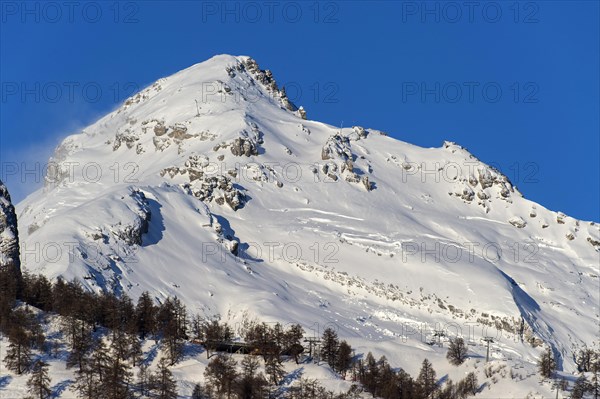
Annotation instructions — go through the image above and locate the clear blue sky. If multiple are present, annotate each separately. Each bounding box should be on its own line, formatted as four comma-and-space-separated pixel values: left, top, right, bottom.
1, 1, 598, 221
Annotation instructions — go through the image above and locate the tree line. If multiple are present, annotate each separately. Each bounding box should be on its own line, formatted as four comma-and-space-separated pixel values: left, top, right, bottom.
2, 269, 598, 398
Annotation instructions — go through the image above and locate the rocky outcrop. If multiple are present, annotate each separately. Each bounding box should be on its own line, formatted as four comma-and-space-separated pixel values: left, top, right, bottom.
229, 125, 263, 157
509, 216, 527, 228
0, 180, 22, 289
182, 175, 245, 210
320, 131, 375, 191
230, 137, 258, 157
587, 236, 600, 248
162, 155, 246, 210
113, 128, 139, 151
111, 189, 151, 246
321, 133, 353, 164
239, 58, 299, 112
448, 162, 516, 212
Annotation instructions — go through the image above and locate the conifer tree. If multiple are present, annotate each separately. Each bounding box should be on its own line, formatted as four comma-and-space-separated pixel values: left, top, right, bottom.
538, 347, 557, 379
265, 355, 285, 385
153, 357, 178, 399
204, 354, 238, 398
73, 357, 100, 399
284, 323, 305, 364
135, 291, 156, 339
416, 358, 437, 398
26, 360, 52, 399
320, 327, 339, 369
335, 341, 353, 377
102, 347, 132, 399
4, 326, 32, 374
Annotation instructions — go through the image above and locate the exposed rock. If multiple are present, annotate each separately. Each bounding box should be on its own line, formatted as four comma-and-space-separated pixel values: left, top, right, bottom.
242, 58, 299, 113
298, 106, 307, 119
348, 126, 368, 141
477, 191, 489, 200
509, 216, 527, 228
321, 133, 352, 163
111, 189, 151, 246
587, 236, 600, 248
361, 176, 373, 191
230, 137, 258, 157
168, 123, 193, 140
557, 213, 566, 224
530, 210, 537, 218
460, 186, 475, 201
478, 169, 494, 189
182, 174, 245, 211
113, 129, 139, 150
344, 172, 360, 184
153, 137, 171, 151
154, 123, 168, 136
0, 180, 21, 288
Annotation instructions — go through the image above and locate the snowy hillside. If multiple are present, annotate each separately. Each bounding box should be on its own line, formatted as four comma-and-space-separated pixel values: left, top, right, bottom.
8, 54, 599, 396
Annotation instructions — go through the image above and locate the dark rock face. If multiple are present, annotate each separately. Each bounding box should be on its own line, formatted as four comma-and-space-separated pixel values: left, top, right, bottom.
0, 180, 22, 288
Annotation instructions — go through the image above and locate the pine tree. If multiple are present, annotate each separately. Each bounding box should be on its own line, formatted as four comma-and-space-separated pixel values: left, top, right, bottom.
137, 362, 151, 397
376, 357, 397, 398
538, 347, 556, 379
591, 357, 600, 399
241, 355, 260, 378
284, 323, 305, 364
67, 321, 93, 372
73, 358, 101, 399
438, 379, 454, 399
245, 322, 275, 361
127, 334, 143, 367
90, 339, 110, 383
158, 297, 187, 365
26, 360, 52, 399
192, 383, 208, 399
203, 319, 234, 358
4, 326, 32, 374
102, 349, 132, 399
397, 369, 416, 399
265, 355, 285, 385
239, 356, 267, 398
111, 329, 131, 362
153, 357, 178, 399
360, 352, 378, 395
576, 348, 595, 372
135, 291, 156, 339
446, 337, 468, 365
204, 354, 238, 398
320, 327, 339, 369
416, 358, 437, 399
12, 307, 45, 351
571, 375, 588, 399
456, 371, 478, 396
335, 341, 353, 377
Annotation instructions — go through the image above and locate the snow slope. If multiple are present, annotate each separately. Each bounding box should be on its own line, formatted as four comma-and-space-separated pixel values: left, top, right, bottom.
10, 54, 600, 396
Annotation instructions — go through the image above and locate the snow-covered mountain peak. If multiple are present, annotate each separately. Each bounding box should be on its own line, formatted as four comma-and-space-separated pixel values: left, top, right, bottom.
14, 55, 600, 382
